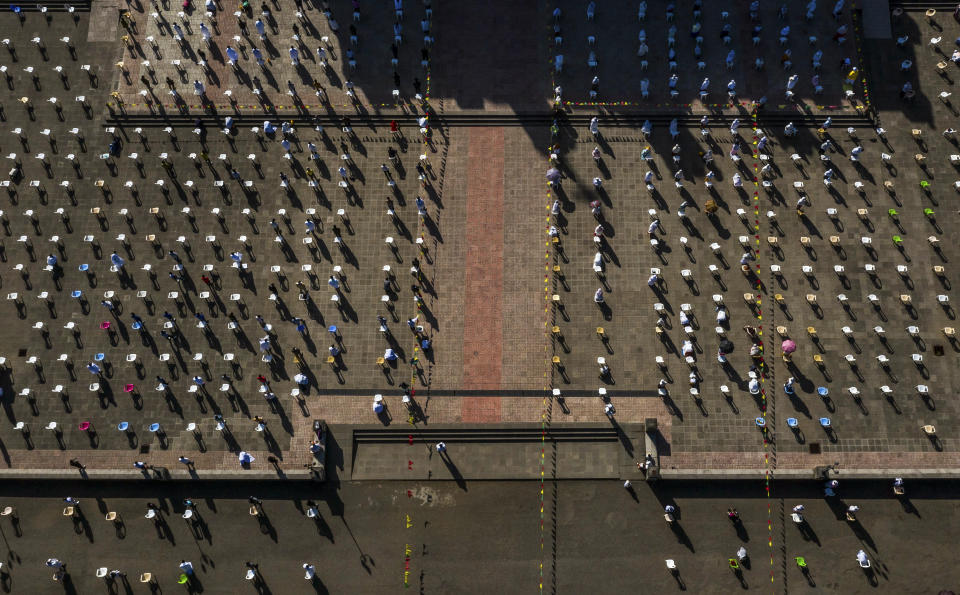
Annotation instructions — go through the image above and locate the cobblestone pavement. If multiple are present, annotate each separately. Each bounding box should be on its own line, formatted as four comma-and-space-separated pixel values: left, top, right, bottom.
0, 1, 957, 478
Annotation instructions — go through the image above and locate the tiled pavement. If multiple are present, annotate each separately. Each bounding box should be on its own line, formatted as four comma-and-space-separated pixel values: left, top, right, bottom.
550, 116, 960, 472
118, 0, 435, 110
552, 0, 863, 111
0, 3, 959, 478
118, 0, 869, 114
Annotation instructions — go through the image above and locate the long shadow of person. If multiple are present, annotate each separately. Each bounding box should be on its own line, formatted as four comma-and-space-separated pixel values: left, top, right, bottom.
439, 452, 467, 492
849, 519, 876, 551
670, 522, 695, 553
310, 573, 330, 595
60, 572, 78, 595
733, 519, 749, 542
798, 519, 821, 546
897, 493, 919, 517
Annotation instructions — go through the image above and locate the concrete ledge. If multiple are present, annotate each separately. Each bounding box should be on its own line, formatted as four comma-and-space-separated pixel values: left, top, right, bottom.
0, 468, 315, 480
661, 468, 960, 480
3, 466, 960, 481
348, 421, 630, 434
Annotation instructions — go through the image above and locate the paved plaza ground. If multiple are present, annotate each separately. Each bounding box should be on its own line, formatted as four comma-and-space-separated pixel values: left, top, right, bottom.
0, 0, 955, 478
0, 478, 954, 593
0, 0, 959, 591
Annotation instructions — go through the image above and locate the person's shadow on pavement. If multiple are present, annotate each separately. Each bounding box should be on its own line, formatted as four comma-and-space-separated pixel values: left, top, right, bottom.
439, 452, 467, 492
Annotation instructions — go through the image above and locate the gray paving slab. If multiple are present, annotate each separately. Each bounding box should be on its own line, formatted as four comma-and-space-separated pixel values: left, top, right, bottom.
0, 478, 953, 593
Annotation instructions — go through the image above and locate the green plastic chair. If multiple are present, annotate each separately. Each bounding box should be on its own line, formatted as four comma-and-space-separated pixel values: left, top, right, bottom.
924, 208, 935, 218
892, 235, 903, 245
178, 574, 189, 585
795, 556, 807, 568
888, 209, 899, 219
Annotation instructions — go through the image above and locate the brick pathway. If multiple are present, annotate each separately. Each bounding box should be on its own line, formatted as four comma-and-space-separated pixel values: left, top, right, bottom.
462, 127, 504, 391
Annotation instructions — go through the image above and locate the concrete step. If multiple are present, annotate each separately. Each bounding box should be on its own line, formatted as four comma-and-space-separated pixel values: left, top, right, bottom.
890, 1, 959, 10
354, 425, 619, 444
345, 424, 644, 480
0, 0, 92, 11
106, 110, 875, 129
